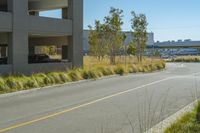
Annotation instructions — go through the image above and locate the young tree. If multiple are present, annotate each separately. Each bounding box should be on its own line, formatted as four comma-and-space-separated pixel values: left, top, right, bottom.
88, 21, 107, 61
127, 41, 136, 56
131, 11, 148, 62
104, 7, 125, 65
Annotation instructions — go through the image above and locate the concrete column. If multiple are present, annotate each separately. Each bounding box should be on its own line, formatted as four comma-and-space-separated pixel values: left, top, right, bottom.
8, 0, 29, 73
67, 0, 83, 68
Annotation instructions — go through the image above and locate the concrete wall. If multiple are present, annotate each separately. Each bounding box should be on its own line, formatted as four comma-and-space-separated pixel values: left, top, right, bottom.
29, 36, 68, 46
27, 62, 72, 74
29, 16, 72, 36
0, 65, 12, 75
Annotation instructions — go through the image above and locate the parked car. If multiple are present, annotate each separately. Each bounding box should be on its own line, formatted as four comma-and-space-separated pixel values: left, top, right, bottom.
0, 57, 7, 64
28, 54, 61, 63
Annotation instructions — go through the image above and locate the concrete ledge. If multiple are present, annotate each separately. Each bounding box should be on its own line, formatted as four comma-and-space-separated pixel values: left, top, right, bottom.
29, 16, 72, 36
145, 100, 198, 133
27, 62, 72, 73
0, 65, 12, 75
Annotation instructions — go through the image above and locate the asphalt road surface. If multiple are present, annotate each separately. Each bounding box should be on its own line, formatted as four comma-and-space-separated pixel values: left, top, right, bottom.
1, 63, 200, 133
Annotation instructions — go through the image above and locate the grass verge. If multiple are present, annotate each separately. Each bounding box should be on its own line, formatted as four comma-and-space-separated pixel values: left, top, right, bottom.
164, 101, 200, 133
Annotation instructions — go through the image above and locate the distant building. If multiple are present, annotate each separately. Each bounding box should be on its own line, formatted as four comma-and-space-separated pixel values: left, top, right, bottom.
83, 30, 154, 53
154, 39, 200, 47
154, 39, 200, 56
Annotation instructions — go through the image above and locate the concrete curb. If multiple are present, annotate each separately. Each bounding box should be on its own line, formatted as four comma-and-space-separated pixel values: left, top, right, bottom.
145, 100, 198, 133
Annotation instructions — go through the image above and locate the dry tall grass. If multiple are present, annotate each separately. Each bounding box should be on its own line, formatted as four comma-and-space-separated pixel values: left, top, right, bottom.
0, 56, 165, 94
84, 56, 162, 68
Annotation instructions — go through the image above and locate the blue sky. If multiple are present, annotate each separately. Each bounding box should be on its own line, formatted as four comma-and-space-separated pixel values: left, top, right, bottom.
41, 0, 200, 41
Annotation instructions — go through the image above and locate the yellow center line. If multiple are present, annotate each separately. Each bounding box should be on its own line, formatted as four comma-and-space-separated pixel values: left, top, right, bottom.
0, 77, 172, 133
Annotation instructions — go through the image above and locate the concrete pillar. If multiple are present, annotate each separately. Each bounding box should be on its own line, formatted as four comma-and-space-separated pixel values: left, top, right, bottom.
7, 0, 29, 73
67, 0, 83, 68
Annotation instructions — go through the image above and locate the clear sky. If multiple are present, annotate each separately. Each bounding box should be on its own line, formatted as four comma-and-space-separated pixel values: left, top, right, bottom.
41, 0, 200, 42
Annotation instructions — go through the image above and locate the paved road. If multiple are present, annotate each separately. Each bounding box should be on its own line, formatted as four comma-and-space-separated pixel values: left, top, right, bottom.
1, 63, 200, 133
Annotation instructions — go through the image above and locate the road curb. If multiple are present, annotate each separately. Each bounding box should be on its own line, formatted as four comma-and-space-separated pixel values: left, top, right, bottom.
145, 100, 198, 133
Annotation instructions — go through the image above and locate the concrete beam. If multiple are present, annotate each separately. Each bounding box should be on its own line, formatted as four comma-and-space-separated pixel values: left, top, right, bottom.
28, 16, 72, 36
29, 0, 68, 11
29, 36, 68, 46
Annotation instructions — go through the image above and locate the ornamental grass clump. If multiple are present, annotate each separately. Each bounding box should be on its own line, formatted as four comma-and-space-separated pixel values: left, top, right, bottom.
32, 73, 48, 87
67, 69, 83, 81
114, 65, 126, 75
97, 67, 114, 76
0, 77, 8, 93
81, 69, 100, 79
0, 57, 166, 95
5, 77, 23, 91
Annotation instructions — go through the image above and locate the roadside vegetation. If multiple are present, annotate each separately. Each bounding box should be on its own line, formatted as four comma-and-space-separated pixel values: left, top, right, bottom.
170, 56, 200, 62
0, 56, 165, 94
0, 8, 166, 94
164, 101, 200, 133
88, 7, 148, 64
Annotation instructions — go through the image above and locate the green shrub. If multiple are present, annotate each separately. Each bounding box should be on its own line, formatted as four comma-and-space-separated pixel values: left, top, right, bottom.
164, 101, 200, 133
47, 72, 63, 84
67, 70, 82, 81
0, 78, 8, 93
23, 77, 39, 89
81, 69, 99, 79
32, 73, 47, 87
5, 77, 23, 91
98, 67, 114, 76
114, 66, 125, 75
196, 101, 200, 123
58, 73, 71, 83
